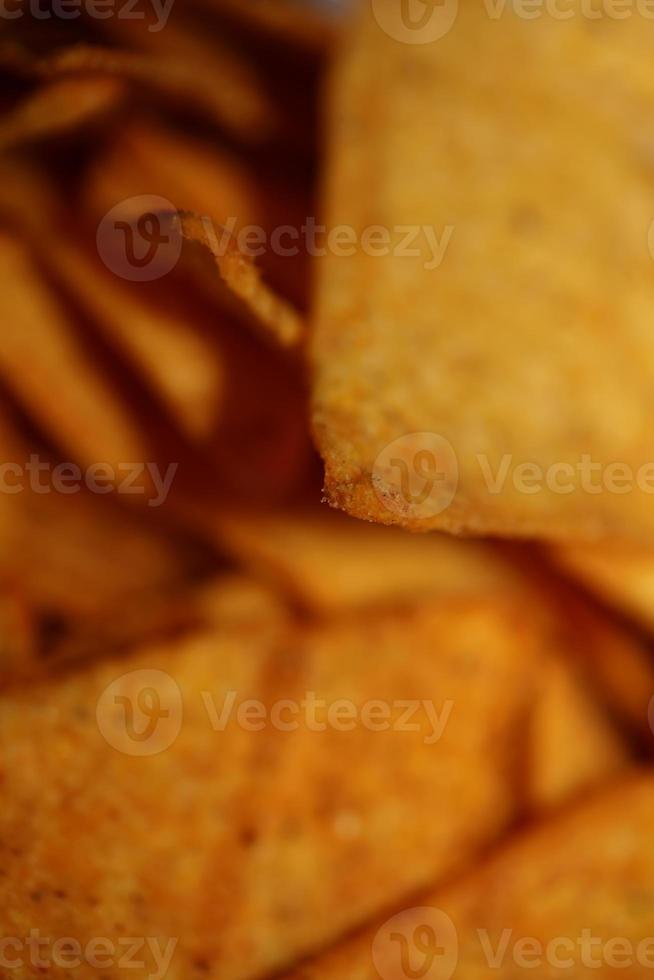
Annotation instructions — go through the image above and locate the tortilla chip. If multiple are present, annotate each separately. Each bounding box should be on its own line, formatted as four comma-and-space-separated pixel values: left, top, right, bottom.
0, 229, 152, 480
197, 505, 652, 746
550, 540, 654, 634
283, 774, 654, 979
313, 4, 654, 539
0, 600, 541, 978
0, 75, 124, 149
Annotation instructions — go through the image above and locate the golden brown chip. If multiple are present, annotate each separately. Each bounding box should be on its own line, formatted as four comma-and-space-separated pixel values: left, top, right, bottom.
550, 540, 654, 634
0, 230, 151, 477
46, 236, 225, 442
202, 506, 525, 613
83, 120, 262, 233
526, 655, 630, 811
0, 600, 544, 979
82, 120, 312, 307
0, 410, 197, 628
0, 75, 124, 149
43, 35, 275, 142
313, 4, 654, 539
283, 774, 654, 979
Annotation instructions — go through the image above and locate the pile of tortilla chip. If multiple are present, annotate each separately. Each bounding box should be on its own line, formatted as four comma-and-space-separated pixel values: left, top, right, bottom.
2, 1, 654, 977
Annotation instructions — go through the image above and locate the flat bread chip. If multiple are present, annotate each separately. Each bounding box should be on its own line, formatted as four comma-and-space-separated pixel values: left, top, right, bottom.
283, 774, 654, 980
0, 600, 540, 978
313, 4, 654, 539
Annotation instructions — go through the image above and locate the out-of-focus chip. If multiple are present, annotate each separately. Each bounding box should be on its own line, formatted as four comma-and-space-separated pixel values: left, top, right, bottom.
283, 774, 654, 979
46, 236, 225, 442
83, 120, 312, 307
188, 503, 653, 742
0, 411, 200, 634
203, 506, 524, 613
0, 599, 547, 979
550, 540, 654, 634
0, 74, 124, 149
44, 36, 275, 143
190, 0, 340, 52
0, 229, 151, 480
83, 120, 261, 233
313, 3, 654, 539
526, 655, 630, 811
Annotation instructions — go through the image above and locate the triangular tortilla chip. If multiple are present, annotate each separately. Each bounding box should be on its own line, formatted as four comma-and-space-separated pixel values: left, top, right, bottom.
282, 774, 654, 979
313, 3, 654, 539
0, 599, 545, 979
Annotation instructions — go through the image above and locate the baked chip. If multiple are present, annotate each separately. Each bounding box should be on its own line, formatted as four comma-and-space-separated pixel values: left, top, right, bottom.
283, 774, 654, 979
313, 3, 654, 539
0, 600, 540, 978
